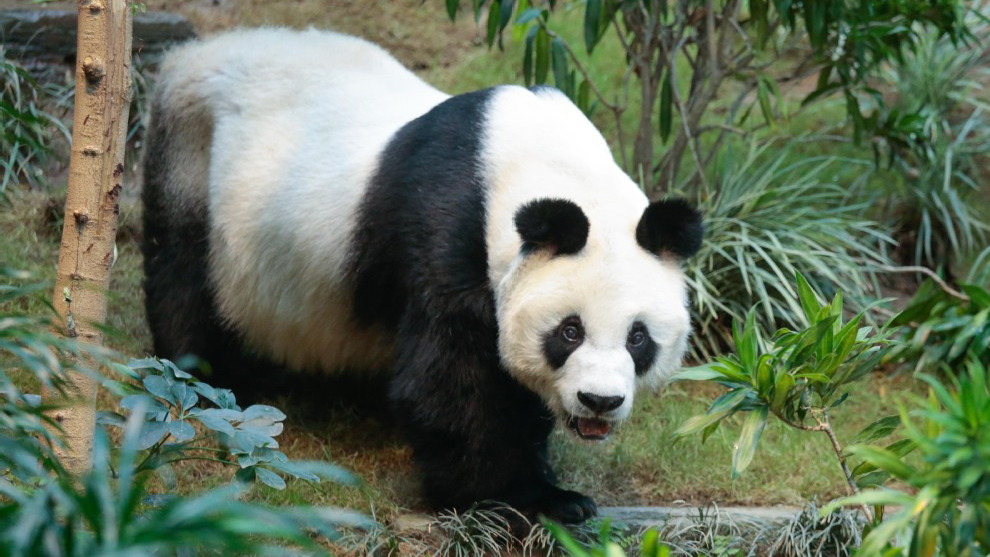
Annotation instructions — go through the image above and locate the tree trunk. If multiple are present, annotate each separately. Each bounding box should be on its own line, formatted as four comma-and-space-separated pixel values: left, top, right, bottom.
46, 0, 132, 475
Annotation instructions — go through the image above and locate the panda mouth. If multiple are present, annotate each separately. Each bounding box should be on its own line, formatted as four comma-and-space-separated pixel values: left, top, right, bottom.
566, 416, 613, 440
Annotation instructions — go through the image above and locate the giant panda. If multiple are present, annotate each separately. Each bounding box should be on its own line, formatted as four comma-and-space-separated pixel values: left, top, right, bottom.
142, 28, 703, 525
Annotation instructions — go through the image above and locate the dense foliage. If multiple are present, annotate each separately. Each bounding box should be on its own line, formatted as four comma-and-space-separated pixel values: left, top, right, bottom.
444, 0, 969, 193
0, 271, 370, 556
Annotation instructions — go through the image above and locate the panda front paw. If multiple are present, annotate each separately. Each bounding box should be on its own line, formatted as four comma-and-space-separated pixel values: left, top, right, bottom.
537, 486, 598, 524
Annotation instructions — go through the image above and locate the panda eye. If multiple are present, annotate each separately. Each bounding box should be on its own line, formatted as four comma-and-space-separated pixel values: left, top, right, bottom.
627, 325, 648, 347
558, 318, 584, 343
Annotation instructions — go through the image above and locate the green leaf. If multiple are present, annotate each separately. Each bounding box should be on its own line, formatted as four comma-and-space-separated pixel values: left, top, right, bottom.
669, 364, 724, 382
732, 406, 768, 478
515, 7, 544, 25
751, 0, 769, 45
542, 520, 591, 557
193, 409, 237, 437
168, 420, 195, 442
138, 421, 169, 449
640, 528, 658, 557
961, 284, 990, 308
854, 415, 900, 443
771, 372, 794, 411
674, 388, 749, 437
143, 375, 174, 404
243, 405, 287, 422
736, 309, 760, 374
445, 0, 459, 21
795, 272, 822, 323
255, 467, 287, 490
551, 37, 569, 92
577, 79, 591, 114
584, 0, 602, 54
535, 27, 550, 85
845, 445, 917, 480
757, 77, 775, 128
659, 70, 673, 144
523, 26, 537, 86
498, 0, 515, 36
948, 308, 988, 360
486, 0, 500, 48
821, 489, 915, 516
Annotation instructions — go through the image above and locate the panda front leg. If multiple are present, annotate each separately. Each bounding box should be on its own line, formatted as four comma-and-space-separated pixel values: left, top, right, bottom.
388, 308, 598, 526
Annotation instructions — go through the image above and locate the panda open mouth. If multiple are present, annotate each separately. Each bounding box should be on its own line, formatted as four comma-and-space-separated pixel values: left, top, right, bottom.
566, 416, 613, 440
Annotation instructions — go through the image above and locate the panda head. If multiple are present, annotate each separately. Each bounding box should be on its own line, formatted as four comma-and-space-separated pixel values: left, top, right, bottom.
494, 195, 703, 440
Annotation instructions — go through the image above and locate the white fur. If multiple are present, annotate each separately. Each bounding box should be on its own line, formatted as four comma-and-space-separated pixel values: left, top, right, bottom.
154, 29, 447, 372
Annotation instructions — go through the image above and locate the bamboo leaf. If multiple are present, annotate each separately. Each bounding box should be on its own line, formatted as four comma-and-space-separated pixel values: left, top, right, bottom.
732, 406, 768, 478
584, 0, 602, 54
535, 27, 550, 85
486, 0, 501, 48
551, 37, 569, 91
659, 70, 673, 144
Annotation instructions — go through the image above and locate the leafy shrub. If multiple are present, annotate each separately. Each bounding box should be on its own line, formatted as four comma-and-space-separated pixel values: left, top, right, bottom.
675, 274, 893, 481
684, 147, 892, 358
1, 411, 370, 556
442, 0, 969, 193
874, 2, 990, 269
824, 360, 990, 556
102, 357, 356, 490
0, 270, 371, 554
886, 278, 990, 373
0, 51, 70, 192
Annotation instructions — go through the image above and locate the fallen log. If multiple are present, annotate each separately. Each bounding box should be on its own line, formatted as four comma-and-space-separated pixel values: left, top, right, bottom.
1, 8, 194, 59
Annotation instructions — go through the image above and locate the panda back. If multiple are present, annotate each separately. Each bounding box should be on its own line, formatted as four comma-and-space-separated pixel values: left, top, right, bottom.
147, 29, 448, 373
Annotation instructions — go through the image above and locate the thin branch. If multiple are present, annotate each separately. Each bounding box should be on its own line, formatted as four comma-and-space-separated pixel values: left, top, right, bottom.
770, 407, 824, 432
166, 456, 237, 466
705, 0, 719, 80
537, 22, 618, 112
658, 32, 711, 190
818, 411, 875, 523
877, 265, 970, 301
698, 123, 748, 136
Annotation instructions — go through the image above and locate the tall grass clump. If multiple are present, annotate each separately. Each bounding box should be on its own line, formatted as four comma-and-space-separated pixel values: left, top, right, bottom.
0, 49, 70, 192
875, 1, 990, 271
683, 144, 892, 358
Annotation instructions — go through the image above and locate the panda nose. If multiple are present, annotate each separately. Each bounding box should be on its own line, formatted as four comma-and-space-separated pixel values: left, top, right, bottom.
577, 392, 625, 414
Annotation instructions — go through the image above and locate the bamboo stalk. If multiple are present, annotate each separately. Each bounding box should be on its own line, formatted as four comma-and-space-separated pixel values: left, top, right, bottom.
46, 0, 132, 475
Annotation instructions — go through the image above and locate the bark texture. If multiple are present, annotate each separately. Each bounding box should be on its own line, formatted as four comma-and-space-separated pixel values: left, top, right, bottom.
47, 0, 132, 475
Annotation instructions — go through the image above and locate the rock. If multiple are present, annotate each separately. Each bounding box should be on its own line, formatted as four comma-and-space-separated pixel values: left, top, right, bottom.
600, 505, 803, 527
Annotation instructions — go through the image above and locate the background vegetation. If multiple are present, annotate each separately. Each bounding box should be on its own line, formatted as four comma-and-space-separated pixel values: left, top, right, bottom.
2, 0, 990, 554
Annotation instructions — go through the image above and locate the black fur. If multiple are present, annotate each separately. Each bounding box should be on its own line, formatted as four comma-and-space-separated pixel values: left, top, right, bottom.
542, 315, 584, 370
514, 198, 590, 256
140, 99, 253, 388
349, 88, 595, 524
635, 198, 704, 259
626, 321, 658, 376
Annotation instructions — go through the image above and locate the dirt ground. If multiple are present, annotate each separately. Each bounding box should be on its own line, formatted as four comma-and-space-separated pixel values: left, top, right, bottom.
1, 0, 487, 72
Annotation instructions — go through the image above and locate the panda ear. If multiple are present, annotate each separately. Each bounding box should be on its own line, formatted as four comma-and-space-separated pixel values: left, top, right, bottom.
514, 198, 590, 256
636, 198, 704, 259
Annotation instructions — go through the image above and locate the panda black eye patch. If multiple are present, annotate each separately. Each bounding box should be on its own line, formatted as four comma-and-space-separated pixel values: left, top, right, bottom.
627, 321, 657, 376
542, 315, 584, 369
